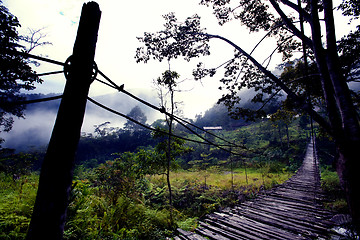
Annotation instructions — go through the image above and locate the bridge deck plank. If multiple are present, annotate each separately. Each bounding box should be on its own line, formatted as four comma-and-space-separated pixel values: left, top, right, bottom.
176, 140, 337, 239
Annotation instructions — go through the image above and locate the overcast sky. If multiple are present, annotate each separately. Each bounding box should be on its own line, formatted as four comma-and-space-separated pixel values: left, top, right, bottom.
4, 0, 358, 117
4, 0, 231, 118
3, 0, 359, 120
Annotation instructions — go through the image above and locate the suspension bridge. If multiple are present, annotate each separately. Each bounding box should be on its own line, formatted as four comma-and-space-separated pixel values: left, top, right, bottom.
175, 139, 342, 240
3, 3, 347, 238
7, 46, 343, 240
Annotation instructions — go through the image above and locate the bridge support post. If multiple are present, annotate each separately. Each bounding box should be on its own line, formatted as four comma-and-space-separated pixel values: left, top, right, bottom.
26, 3, 101, 239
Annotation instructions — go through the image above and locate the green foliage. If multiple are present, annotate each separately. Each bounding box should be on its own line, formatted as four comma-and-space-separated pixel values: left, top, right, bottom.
64, 179, 176, 240
148, 167, 289, 218
176, 217, 198, 232
321, 169, 342, 196
337, 25, 360, 83
338, 0, 360, 20
66, 160, 292, 239
90, 150, 161, 204
76, 119, 155, 165
0, 144, 297, 240
0, 103, 335, 239
321, 169, 348, 213
156, 70, 179, 88
0, 151, 37, 177
193, 103, 252, 130
134, 1, 299, 121
269, 109, 296, 125
0, 173, 38, 239
153, 128, 193, 171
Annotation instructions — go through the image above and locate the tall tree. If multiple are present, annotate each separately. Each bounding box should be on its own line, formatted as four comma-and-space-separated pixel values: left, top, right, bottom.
135, 0, 360, 231
124, 105, 148, 133
269, 108, 296, 148
0, 2, 38, 138
154, 70, 179, 219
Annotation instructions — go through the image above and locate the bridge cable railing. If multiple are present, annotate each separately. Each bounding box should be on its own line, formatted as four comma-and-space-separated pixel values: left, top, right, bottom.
2, 95, 63, 107
96, 69, 247, 150
3, 92, 242, 156
4, 50, 247, 156
88, 97, 244, 156
7, 49, 245, 150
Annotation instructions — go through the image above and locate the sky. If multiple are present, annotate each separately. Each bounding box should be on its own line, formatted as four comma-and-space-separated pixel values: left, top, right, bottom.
4, 0, 358, 116
4, 0, 242, 118
2, 0, 359, 148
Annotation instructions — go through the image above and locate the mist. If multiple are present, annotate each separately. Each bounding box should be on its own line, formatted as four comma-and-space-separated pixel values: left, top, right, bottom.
1, 89, 163, 151
1, 85, 267, 152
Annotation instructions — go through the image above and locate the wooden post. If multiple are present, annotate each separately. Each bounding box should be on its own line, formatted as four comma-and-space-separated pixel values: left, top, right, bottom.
26, 3, 101, 239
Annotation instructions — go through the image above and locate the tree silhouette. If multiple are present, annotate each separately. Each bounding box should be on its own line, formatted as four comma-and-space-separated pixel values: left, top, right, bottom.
124, 105, 148, 133
154, 70, 179, 220
0, 2, 50, 144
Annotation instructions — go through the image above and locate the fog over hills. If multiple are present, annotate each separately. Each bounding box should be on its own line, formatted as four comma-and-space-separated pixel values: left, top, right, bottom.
2, 89, 163, 151
2, 86, 276, 151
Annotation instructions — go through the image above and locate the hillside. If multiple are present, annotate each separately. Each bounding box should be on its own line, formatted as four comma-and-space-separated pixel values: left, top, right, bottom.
1, 113, 343, 239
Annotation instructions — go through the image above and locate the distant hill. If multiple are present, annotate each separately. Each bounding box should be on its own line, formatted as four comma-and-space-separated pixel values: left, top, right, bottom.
194, 92, 281, 130
2, 87, 284, 151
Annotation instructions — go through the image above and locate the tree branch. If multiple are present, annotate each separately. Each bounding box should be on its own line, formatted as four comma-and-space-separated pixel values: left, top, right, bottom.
197, 32, 332, 134
269, 0, 313, 49
308, 0, 343, 138
280, 0, 312, 22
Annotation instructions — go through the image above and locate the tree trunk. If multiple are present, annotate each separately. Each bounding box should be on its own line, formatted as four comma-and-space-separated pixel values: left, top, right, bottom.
335, 141, 360, 233
309, 0, 343, 139
285, 123, 290, 148
323, 0, 360, 232
323, 0, 360, 140
278, 123, 283, 147
309, 0, 360, 232
166, 85, 174, 221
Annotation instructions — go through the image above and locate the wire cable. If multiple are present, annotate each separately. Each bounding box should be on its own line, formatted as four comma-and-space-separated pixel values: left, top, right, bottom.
2, 95, 63, 106
96, 70, 246, 149
6, 50, 246, 154
37, 70, 64, 77
87, 97, 244, 156
87, 97, 210, 145
6, 50, 65, 67
171, 114, 246, 149
172, 115, 246, 155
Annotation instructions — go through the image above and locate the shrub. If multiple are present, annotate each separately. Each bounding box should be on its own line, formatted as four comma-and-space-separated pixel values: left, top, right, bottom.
64, 193, 176, 240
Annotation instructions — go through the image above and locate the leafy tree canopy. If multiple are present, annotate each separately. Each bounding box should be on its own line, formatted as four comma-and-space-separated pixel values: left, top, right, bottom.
338, 0, 360, 21
135, 0, 359, 124
0, 1, 47, 139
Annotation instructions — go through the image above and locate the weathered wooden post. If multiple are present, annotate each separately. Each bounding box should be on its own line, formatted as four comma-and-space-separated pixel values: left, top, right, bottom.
26, 2, 101, 239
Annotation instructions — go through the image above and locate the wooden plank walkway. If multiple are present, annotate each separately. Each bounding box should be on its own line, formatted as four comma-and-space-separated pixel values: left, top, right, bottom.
175, 139, 339, 240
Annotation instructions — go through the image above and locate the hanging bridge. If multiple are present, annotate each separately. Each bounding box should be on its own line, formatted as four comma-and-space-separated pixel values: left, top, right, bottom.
7, 43, 343, 240
175, 139, 341, 240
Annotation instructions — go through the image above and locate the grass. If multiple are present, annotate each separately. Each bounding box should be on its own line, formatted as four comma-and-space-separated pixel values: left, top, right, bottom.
149, 167, 292, 196
0, 167, 292, 239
